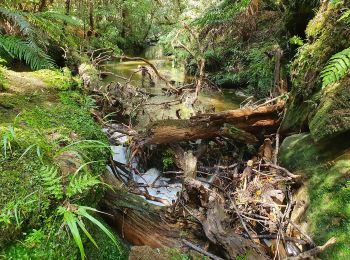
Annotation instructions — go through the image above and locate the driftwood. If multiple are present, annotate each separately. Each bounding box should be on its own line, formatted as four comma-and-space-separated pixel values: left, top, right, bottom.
181, 177, 267, 260
285, 237, 337, 260
142, 103, 284, 145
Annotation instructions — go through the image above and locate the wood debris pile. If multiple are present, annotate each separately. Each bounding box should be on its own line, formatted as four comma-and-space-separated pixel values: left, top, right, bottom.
166, 137, 336, 259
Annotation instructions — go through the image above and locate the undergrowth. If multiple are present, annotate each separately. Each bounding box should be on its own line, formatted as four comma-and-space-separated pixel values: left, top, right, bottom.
0, 79, 127, 259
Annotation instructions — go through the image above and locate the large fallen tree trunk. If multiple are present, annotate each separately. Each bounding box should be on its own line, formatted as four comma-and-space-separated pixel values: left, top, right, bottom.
99, 175, 180, 248
141, 102, 284, 145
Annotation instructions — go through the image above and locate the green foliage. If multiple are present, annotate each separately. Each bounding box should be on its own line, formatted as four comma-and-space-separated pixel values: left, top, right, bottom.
321, 47, 350, 88
194, 0, 250, 26
40, 166, 64, 199
24, 229, 45, 248
58, 205, 120, 260
0, 35, 55, 70
66, 172, 102, 198
162, 149, 174, 171
289, 35, 304, 46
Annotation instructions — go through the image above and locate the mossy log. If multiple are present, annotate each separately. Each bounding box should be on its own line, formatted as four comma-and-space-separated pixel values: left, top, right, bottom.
142, 103, 284, 145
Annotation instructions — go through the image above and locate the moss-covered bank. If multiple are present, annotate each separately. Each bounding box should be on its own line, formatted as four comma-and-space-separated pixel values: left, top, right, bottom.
280, 133, 350, 259
0, 68, 127, 259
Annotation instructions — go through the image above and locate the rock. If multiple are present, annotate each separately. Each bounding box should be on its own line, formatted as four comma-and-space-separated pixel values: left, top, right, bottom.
279, 132, 350, 258
290, 184, 310, 225
54, 151, 82, 180
78, 63, 100, 91
281, 1, 350, 133
309, 77, 350, 142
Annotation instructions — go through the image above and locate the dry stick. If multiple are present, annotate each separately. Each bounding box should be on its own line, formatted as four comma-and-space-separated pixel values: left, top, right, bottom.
274, 189, 293, 260
114, 56, 179, 93
261, 163, 301, 179
287, 220, 316, 247
285, 237, 337, 260
182, 239, 225, 260
250, 235, 308, 245
129, 189, 171, 206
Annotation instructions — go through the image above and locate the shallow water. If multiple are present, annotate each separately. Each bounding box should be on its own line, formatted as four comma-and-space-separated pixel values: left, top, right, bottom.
103, 47, 242, 113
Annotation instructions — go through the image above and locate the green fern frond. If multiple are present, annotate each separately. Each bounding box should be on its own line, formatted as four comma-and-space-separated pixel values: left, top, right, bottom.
40, 166, 63, 199
38, 11, 83, 27
0, 35, 55, 70
0, 7, 34, 36
66, 173, 101, 198
321, 47, 350, 88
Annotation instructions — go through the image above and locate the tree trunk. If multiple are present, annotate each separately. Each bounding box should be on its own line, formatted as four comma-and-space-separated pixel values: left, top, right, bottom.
99, 176, 180, 248
38, 0, 47, 11
141, 103, 284, 145
88, 0, 94, 36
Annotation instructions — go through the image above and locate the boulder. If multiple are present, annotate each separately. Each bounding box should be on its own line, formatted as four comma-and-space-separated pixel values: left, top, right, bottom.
309, 77, 350, 142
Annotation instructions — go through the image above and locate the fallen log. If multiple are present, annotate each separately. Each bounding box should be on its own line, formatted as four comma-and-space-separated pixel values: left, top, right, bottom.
141, 103, 284, 145
99, 175, 180, 248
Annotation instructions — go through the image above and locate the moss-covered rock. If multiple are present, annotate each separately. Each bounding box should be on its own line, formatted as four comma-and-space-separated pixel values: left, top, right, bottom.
279, 133, 350, 259
281, 1, 350, 132
309, 76, 350, 142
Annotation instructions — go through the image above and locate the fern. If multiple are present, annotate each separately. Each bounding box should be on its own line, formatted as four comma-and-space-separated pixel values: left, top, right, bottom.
66, 173, 101, 198
38, 11, 83, 27
321, 47, 350, 88
0, 7, 34, 36
40, 166, 64, 199
0, 35, 55, 70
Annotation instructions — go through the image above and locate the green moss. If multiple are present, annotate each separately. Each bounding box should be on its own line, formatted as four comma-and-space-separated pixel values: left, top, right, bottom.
280, 133, 350, 259
31, 68, 82, 91
309, 77, 350, 142
0, 66, 9, 91
282, 1, 350, 132
162, 149, 175, 171
0, 68, 125, 259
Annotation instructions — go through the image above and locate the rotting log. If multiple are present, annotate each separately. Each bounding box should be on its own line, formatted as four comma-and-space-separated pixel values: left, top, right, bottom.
141, 103, 284, 145
99, 175, 180, 248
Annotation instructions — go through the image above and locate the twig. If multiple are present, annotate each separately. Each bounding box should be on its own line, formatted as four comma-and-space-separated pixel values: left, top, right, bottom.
250, 235, 308, 245
182, 239, 225, 260
261, 163, 301, 179
285, 237, 337, 260
287, 220, 316, 246
129, 189, 171, 206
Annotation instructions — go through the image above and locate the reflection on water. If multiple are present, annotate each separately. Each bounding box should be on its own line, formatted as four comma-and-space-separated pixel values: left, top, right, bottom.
103, 47, 242, 121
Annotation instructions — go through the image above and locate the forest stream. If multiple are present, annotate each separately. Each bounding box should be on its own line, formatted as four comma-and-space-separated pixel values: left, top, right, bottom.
1, 1, 349, 259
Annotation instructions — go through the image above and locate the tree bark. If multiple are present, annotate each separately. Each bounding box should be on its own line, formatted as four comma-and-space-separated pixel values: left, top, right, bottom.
88, 0, 94, 36
99, 176, 180, 248
141, 103, 284, 145
38, 0, 47, 11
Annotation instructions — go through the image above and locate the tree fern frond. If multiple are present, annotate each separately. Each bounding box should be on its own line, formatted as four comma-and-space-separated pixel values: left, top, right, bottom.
38, 11, 83, 27
0, 7, 33, 36
0, 35, 55, 70
321, 47, 350, 87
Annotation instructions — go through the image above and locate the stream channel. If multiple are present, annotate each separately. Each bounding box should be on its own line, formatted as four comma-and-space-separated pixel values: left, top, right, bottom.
103, 46, 244, 206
